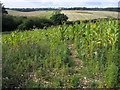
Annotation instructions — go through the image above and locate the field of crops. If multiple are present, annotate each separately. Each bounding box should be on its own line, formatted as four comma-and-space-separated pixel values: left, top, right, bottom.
2, 19, 119, 88
7, 9, 53, 18
7, 9, 119, 21
61, 10, 119, 21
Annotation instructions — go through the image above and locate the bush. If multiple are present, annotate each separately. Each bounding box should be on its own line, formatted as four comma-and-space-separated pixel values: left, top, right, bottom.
2, 14, 53, 31
65, 21, 74, 26
18, 19, 35, 30
2, 15, 15, 31
2, 15, 27, 32
65, 20, 80, 26
38, 18, 54, 27
74, 20, 80, 24
18, 17, 54, 30
82, 20, 90, 23
50, 14, 68, 25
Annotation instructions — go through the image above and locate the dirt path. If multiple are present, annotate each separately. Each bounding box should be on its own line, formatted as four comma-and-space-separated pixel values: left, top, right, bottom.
68, 44, 82, 65
68, 44, 92, 88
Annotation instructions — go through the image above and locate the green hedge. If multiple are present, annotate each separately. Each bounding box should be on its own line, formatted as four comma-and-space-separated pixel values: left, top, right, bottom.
2, 15, 27, 32
2, 15, 54, 32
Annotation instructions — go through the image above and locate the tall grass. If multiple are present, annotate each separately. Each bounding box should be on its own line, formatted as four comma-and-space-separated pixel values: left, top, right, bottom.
2, 19, 119, 88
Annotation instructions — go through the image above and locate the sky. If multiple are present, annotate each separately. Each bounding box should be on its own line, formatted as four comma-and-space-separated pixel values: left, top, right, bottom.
1, 0, 120, 8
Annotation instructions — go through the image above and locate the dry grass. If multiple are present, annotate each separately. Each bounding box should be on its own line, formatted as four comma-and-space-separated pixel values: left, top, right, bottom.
7, 9, 53, 18
61, 10, 119, 21
7, 9, 119, 21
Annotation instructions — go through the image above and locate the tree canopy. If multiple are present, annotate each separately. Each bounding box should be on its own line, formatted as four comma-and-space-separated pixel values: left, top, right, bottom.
50, 14, 68, 25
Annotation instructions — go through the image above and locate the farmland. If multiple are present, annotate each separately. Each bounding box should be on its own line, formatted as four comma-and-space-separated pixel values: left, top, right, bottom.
7, 9, 119, 20
2, 6, 120, 88
7, 9, 54, 18
61, 10, 119, 21
2, 19, 120, 88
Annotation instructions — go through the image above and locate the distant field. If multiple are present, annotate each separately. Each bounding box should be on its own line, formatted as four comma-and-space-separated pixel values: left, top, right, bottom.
61, 10, 119, 21
7, 9, 54, 18
7, 9, 119, 21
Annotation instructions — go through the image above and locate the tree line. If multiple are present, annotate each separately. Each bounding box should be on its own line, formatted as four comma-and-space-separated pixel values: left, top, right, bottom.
8, 7, 120, 12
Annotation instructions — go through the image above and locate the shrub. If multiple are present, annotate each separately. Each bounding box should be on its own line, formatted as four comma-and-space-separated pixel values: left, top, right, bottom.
18, 19, 35, 30
18, 17, 54, 30
2, 14, 53, 31
74, 20, 80, 24
2, 15, 27, 32
14, 16, 27, 25
38, 18, 54, 27
2, 15, 15, 31
90, 19, 97, 23
65, 21, 74, 26
82, 20, 90, 23
50, 14, 68, 25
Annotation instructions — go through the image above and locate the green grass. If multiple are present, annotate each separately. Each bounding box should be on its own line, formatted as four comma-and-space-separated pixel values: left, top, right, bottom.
2, 19, 119, 88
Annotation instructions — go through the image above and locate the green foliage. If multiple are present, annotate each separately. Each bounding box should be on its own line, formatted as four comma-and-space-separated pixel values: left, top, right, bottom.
65, 20, 80, 26
2, 19, 119, 88
104, 62, 118, 88
2, 28, 74, 88
70, 75, 80, 87
50, 13, 68, 25
2, 15, 15, 31
2, 42, 49, 88
17, 17, 54, 30
65, 21, 74, 26
2, 14, 27, 31
103, 49, 119, 88
18, 19, 35, 30
90, 82, 99, 88
74, 20, 80, 24
2, 15, 53, 31
72, 19, 119, 88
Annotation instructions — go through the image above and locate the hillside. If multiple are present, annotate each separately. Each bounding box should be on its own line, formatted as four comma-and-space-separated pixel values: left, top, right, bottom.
7, 9, 119, 21
7, 9, 53, 18
61, 10, 119, 21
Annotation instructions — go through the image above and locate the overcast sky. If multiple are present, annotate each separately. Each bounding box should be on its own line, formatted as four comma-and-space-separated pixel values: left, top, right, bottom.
1, 0, 120, 8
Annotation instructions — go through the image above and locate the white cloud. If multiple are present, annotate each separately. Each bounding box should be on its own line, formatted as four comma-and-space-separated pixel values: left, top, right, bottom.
1, 0, 119, 8
1, 0, 119, 2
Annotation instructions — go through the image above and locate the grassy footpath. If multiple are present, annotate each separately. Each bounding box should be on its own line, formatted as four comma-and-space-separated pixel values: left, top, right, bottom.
2, 19, 119, 88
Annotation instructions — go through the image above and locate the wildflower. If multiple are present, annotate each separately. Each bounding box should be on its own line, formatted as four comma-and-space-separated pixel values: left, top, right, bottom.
93, 24, 96, 29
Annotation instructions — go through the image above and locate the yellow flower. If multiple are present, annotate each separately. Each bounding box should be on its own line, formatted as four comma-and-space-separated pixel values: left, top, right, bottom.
93, 24, 96, 29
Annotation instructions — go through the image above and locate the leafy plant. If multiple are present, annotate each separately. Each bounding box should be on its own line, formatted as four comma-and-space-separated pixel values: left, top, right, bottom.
70, 75, 80, 87
90, 82, 99, 88
50, 14, 68, 25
